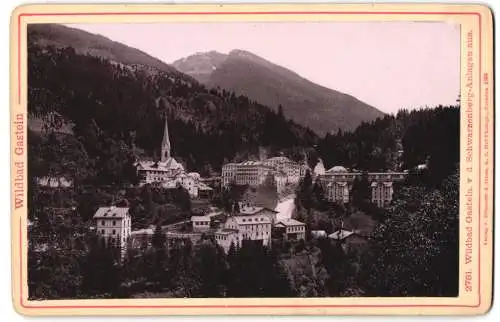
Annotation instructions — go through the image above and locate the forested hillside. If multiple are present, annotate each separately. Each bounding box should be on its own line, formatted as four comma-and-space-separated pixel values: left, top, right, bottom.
28, 42, 318, 184
315, 105, 459, 185
28, 23, 186, 77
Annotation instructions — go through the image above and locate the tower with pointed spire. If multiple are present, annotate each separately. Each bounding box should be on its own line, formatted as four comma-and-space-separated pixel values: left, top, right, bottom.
161, 115, 171, 162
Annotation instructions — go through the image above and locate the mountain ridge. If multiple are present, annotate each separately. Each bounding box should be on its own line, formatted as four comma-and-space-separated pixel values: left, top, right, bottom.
28, 23, 193, 81
172, 50, 385, 134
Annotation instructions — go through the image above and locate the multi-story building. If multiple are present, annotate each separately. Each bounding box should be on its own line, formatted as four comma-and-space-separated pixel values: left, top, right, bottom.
222, 161, 274, 187
159, 172, 205, 198
318, 165, 406, 207
371, 181, 394, 208
224, 206, 273, 247
94, 206, 132, 258
191, 215, 212, 232
262, 156, 308, 184
222, 156, 308, 188
273, 218, 306, 241
326, 181, 350, 203
213, 228, 239, 253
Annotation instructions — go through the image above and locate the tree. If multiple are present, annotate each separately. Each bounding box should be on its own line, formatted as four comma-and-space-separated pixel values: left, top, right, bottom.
151, 224, 166, 250
81, 236, 121, 297
149, 224, 169, 291
317, 238, 349, 296
297, 170, 313, 211
359, 171, 459, 296
312, 178, 325, 209
226, 242, 294, 297
28, 247, 82, 300
192, 243, 228, 297
233, 201, 240, 213
351, 172, 371, 207
262, 172, 277, 190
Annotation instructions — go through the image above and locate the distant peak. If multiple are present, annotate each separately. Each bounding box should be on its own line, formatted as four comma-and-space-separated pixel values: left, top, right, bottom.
229, 49, 258, 58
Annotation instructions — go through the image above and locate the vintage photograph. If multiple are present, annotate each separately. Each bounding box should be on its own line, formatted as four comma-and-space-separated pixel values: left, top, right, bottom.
26, 20, 461, 300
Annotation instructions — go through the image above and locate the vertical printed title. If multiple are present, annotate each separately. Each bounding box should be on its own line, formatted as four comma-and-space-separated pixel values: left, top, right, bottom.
13, 113, 25, 209
463, 28, 474, 293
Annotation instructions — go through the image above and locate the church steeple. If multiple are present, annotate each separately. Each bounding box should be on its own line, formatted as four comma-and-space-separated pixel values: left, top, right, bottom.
161, 115, 171, 162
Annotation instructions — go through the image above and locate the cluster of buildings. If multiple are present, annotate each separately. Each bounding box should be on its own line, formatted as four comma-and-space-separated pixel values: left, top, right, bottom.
94, 202, 307, 257
221, 155, 407, 208
313, 160, 407, 208
221, 156, 308, 192
166, 202, 306, 253
134, 116, 213, 199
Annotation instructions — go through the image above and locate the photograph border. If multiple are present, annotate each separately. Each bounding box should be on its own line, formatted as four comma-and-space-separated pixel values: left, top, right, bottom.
10, 3, 494, 316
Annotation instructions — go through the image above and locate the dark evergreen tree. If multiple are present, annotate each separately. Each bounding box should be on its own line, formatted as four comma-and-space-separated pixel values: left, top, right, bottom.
351, 171, 371, 207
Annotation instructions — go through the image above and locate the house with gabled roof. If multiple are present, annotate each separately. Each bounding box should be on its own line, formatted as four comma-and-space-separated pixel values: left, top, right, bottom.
93, 206, 131, 258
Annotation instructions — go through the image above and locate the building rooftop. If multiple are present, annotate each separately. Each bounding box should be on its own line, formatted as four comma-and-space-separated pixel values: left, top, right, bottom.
214, 228, 239, 235
198, 182, 213, 191
136, 158, 184, 172
265, 156, 293, 163
275, 218, 305, 227
328, 229, 354, 240
131, 227, 154, 236
229, 216, 271, 225
93, 206, 129, 219
191, 215, 211, 221
238, 205, 278, 215
326, 165, 348, 173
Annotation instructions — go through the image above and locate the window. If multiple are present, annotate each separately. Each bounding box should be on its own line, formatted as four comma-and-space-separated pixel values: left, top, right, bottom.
101, 229, 104, 234
112, 229, 116, 235
101, 220, 105, 225
112, 220, 116, 225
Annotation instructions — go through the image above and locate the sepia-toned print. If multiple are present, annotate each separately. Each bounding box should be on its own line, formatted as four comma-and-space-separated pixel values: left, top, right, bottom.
11, 3, 493, 316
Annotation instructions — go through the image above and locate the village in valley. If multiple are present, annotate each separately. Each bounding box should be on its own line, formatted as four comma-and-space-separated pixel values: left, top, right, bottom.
87, 115, 411, 259
27, 23, 460, 299
29, 109, 426, 299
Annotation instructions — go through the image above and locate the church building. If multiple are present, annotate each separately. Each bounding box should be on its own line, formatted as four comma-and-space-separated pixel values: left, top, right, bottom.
135, 116, 185, 183
135, 115, 209, 198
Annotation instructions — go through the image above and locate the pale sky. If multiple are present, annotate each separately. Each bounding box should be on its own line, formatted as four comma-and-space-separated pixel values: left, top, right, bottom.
68, 22, 460, 114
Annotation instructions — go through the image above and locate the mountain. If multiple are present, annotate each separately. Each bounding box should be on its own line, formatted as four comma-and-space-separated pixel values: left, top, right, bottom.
27, 24, 318, 182
172, 50, 385, 135
27, 23, 190, 80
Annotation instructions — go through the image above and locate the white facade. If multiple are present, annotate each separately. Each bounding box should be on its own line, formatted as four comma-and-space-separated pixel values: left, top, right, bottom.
136, 159, 185, 184
327, 181, 350, 203
371, 181, 394, 207
160, 172, 201, 198
222, 161, 273, 187
274, 218, 306, 240
222, 157, 308, 188
313, 159, 326, 177
224, 213, 272, 247
239, 204, 278, 224
191, 215, 211, 231
262, 156, 308, 184
319, 166, 406, 207
213, 229, 239, 253
94, 206, 132, 258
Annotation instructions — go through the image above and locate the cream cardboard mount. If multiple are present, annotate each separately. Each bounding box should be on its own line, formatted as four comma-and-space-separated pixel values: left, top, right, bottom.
10, 3, 494, 316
